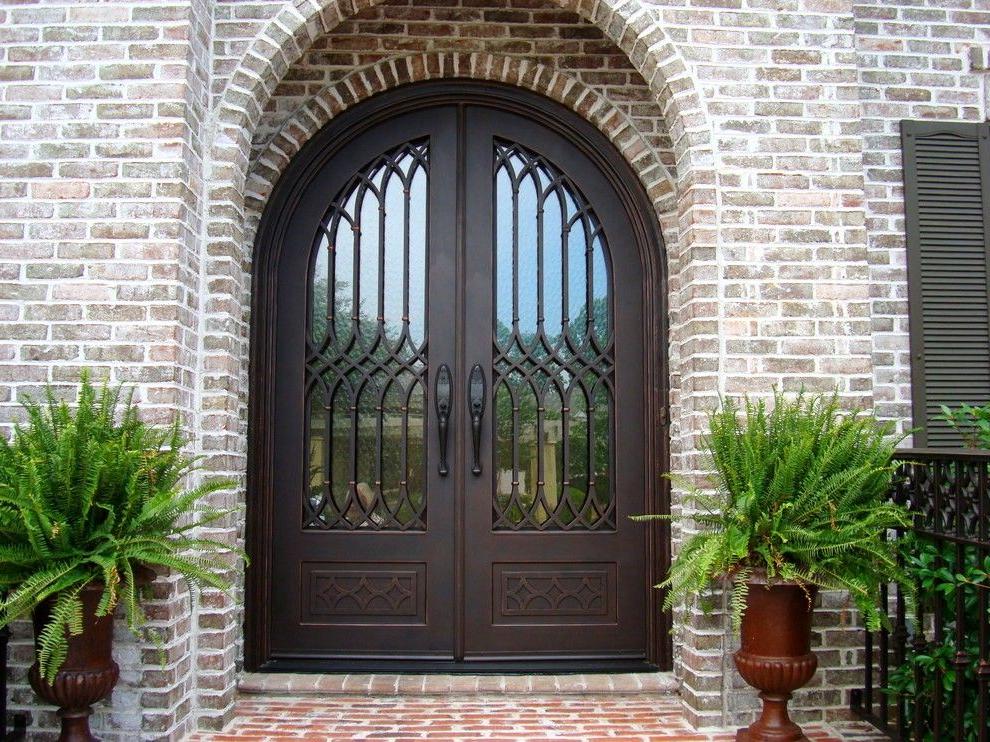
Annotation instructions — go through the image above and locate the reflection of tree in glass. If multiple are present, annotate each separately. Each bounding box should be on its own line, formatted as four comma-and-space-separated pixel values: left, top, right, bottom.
311, 275, 423, 358
307, 274, 427, 530
493, 300, 612, 529
309, 275, 331, 343
571, 296, 610, 348
493, 298, 609, 352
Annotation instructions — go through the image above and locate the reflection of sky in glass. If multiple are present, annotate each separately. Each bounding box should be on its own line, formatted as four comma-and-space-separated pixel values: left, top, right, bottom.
311, 233, 329, 339
496, 167, 514, 335
312, 147, 428, 352
592, 234, 609, 344
564, 188, 583, 333
383, 169, 405, 331
334, 191, 356, 338
494, 145, 611, 349
543, 191, 562, 340
407, 166, 427, 346
517, 171, 538, 337
358, 183, 380, 330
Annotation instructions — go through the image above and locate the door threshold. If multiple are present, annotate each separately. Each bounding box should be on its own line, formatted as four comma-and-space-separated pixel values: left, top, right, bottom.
255, 657, 657, 674
239, 670, 679, 696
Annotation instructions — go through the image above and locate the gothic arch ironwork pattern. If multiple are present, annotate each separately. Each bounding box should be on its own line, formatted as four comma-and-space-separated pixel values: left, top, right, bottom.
491, 139, 615, 531
305, 139, 430, 531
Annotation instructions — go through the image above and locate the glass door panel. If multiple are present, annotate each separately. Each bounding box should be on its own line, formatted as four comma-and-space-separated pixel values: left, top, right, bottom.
491, 140, 615, 531
305, 141, 430, 531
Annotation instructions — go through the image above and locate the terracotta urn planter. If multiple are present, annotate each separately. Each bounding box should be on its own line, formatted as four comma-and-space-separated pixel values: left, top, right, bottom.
733, 574, 818, 742
28, 582, 119, 742
27, 568, 153, 742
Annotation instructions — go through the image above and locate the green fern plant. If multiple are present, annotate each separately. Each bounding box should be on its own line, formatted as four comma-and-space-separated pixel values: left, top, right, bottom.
0, 371, 244, 682
635, 390, 913, 631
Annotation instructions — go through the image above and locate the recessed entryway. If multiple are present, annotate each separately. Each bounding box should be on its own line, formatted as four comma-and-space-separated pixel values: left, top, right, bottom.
247, 82, 670, 672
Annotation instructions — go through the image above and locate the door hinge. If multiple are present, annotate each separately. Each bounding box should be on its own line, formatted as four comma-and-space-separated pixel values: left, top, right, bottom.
659, 406, 669, 427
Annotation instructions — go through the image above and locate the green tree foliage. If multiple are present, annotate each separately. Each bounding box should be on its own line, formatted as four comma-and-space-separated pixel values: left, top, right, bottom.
0, 372, 244, 682
886, 536, 988, 740
883, 401, 990, 740
635, 390, 913, 630
939, 402, 990, 449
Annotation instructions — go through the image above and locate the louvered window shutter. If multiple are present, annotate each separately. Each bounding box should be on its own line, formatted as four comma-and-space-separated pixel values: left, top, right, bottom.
902, 120, 990, 447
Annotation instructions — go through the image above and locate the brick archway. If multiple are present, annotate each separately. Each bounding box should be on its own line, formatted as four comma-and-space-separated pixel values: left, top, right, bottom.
213, 0, 713, 173
195, 0, 721, 730
207, 0, 718, 295
244, 52, 679, 242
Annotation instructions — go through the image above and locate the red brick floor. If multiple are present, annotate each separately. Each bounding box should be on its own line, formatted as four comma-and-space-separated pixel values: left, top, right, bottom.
189, 694, 884, 741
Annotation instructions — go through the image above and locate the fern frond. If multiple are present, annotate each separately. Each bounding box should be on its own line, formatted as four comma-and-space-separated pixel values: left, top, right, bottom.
634, 388, 912, 634
0, 371, 246, 677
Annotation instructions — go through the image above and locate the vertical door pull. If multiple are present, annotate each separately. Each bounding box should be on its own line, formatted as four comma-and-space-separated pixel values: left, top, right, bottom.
435, 364, 452, 477
469, 364, 486, 476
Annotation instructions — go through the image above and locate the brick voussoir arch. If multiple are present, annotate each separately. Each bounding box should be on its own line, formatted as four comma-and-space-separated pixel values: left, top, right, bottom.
213, 0, 714, 184
244, 52, 678, 225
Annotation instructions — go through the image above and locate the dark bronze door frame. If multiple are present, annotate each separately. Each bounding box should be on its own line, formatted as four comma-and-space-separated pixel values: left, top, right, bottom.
246, 81, 671, 672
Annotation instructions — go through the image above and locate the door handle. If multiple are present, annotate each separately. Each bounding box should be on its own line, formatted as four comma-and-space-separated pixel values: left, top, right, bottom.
469, 364, 486, 476
435, 364, 452, 477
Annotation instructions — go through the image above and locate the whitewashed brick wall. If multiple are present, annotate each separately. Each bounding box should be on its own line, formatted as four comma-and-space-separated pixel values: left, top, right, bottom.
855, 0, 989, 434
1, 1, 211, 739
1, 0, 988, 738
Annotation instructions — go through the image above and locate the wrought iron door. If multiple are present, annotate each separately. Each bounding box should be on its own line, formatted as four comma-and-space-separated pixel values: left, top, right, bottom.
462, 108, 647, 660
253, 85, 658, 670
265, 107, 458, 661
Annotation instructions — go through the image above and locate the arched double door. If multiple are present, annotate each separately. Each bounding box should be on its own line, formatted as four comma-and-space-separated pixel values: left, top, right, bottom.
248, 82, 669, 671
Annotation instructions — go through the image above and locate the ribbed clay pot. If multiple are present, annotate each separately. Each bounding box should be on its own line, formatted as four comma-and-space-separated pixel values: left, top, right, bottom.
733, 574, 818, 742
29, 582, 119, 742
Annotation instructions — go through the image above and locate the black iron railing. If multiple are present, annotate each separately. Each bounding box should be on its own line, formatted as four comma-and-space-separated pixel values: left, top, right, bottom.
851, 448, 990, 741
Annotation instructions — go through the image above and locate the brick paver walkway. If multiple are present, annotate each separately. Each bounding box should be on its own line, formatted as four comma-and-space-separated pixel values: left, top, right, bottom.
189, 674, 889, 741
194, 694, 883, 741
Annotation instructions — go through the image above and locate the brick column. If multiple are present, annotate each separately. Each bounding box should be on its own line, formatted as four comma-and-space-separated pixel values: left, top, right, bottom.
0, 1, 212, 737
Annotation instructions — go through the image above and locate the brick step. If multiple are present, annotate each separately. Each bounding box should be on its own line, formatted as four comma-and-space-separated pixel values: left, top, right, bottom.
238, 671, 680, 696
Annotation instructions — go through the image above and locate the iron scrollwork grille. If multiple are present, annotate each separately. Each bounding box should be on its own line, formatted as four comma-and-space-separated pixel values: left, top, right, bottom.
491, 139, 615, 531
305, 139, 430, 531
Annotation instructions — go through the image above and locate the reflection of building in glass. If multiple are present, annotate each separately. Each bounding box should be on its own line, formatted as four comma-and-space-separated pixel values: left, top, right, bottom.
308, 397, 426, 530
